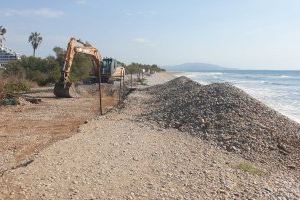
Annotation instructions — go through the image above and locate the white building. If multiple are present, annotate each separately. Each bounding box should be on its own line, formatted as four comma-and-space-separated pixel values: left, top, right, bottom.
0, 27, 20, 68
0, 46, 20, 68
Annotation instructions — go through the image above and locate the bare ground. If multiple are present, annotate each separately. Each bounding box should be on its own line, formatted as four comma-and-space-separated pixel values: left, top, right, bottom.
0, 86, 119, 174
0, 74, 299, 199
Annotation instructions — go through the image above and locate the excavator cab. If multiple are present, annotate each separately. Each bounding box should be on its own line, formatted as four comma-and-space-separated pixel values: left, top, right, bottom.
100, 58, 125, 83
101, 58, 117, 83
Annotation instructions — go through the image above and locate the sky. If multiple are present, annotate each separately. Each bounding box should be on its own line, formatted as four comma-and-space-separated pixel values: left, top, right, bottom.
1, 0, 300, 69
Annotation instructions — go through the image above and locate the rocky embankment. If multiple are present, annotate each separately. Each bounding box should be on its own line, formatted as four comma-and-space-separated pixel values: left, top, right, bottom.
142, 76, 300, 167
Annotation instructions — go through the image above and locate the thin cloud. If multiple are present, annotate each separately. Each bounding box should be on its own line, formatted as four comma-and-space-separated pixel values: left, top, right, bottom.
75, 0, 87, 5
133, 38, 148, 43
125, 10, 157, 17
0, 8, 64, 18
132, 38, 156, 47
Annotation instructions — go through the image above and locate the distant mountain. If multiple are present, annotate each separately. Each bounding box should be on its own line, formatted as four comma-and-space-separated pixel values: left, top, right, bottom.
163, 63, 230, 72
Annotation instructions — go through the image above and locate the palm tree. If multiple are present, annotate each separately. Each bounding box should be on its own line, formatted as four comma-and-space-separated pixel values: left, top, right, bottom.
0, 26, 6, 45
0, 26, 6, 36
28, 32, 43, 57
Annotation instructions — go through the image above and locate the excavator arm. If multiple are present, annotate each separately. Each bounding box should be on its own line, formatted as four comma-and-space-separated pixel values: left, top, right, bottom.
54, 38, 102, 98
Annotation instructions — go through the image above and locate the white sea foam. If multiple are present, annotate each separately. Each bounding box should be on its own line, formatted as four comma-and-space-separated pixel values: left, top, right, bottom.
279, 75, 290, 78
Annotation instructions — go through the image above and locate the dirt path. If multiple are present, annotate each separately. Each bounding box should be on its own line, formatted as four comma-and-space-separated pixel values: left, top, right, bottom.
144, 72, 175, 86
1, 74, 299, 199
0, 86, 118, 175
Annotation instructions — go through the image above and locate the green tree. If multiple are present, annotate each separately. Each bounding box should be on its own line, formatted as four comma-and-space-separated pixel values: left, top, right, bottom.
52, 46, 93, 82
53, 46, 65, 66
0, 26, 7, 45
28, 32, 43, 57
4, 56, 60, 85
125, 62, 165, 75
2, 60, 26, 79
0, 26, 6, 35
71, 54, 93, 81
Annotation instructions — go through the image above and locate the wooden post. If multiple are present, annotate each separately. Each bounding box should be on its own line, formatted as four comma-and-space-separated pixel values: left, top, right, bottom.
130, 73, 132, 88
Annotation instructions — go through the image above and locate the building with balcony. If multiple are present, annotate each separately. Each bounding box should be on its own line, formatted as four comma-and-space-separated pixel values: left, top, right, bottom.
0, 46, 20, 68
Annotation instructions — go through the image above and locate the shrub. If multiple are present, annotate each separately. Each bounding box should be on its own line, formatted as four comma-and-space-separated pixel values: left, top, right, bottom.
0, 97, 19, 106
236, 162, 265, 176
1, 78, 31, 94
125, 63, 165, 74
0, 78, 32, 106
0, 80, 5, 99
3, 56, 61, 86
3, 81, 31, 93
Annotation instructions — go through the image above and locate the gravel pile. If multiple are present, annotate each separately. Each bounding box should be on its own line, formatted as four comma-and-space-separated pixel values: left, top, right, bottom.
76, 83, 130, 98
143, 76, 300, 162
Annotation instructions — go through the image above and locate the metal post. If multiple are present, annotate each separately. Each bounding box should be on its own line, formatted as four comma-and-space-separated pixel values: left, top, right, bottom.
123, 75, 125, 87
98, 67, 103, 115
119, 78, 122, 104
123, 75, 125, 96
130, 73, 132, 88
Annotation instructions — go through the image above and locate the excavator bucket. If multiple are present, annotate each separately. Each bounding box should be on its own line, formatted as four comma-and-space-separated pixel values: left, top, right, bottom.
54, 82, 78, 98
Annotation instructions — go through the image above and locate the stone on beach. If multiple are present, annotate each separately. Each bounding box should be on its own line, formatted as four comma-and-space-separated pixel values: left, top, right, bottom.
142, 76, 300, 164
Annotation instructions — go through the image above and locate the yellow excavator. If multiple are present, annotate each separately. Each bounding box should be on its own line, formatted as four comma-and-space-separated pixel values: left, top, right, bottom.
54, 38, 125, 98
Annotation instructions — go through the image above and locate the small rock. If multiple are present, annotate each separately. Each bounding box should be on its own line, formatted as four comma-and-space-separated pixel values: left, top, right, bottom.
218, 189, 228, 195
287, 165, 296, 170
133, 157, 139, 161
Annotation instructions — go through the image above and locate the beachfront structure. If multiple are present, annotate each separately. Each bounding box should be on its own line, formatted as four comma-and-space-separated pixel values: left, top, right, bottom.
0, 46, 20, 68
0, 26, 20, 68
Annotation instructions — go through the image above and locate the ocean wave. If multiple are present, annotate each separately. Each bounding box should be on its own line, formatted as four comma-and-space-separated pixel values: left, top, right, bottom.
183, 72, 224, 76
203, 72, 224, 76
261, 81, 296, 86
279, 75, 290, 78
263, 75, 291, 79
184, 74, 198, 78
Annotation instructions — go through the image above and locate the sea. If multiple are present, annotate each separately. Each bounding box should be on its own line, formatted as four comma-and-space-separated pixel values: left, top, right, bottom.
174, 70, 300, 123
